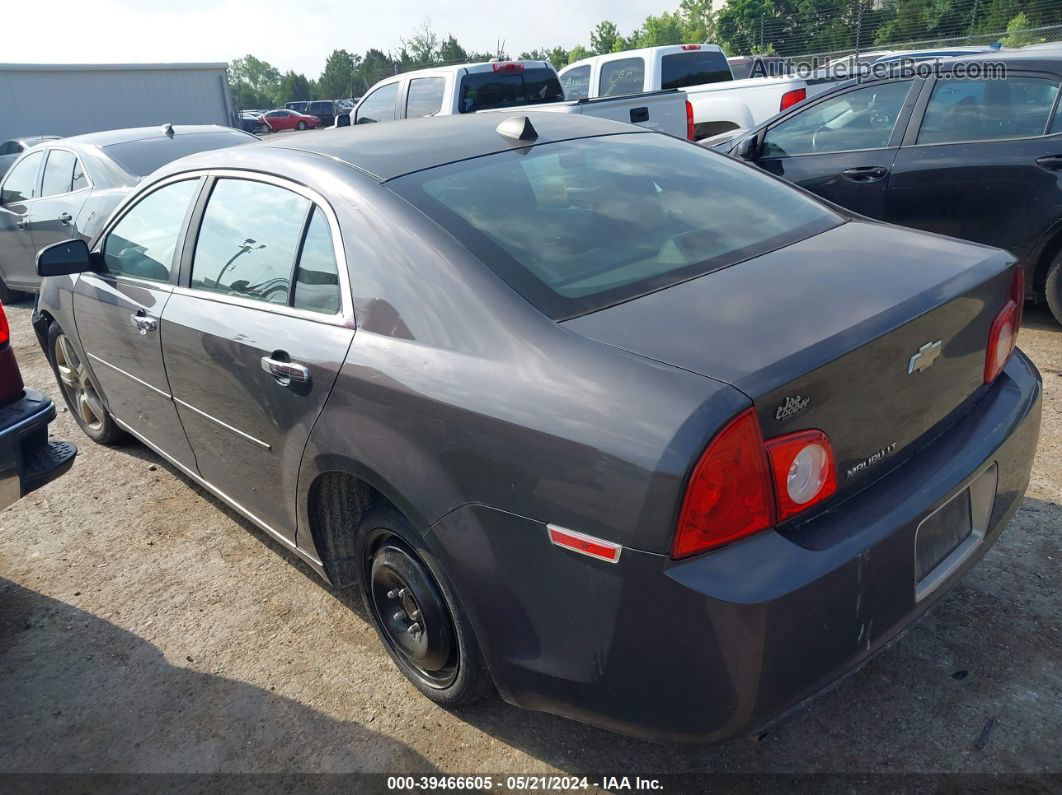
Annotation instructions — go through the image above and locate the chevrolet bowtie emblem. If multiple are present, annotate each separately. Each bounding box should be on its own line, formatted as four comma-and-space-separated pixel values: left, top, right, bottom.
907, 340, 943, 374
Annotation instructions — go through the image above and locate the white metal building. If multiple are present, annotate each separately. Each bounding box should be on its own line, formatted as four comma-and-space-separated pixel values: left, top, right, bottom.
0, 62, 235, 142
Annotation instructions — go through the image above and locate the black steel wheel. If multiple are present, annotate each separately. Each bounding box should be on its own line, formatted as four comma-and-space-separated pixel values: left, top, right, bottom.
355, 507, 492, 706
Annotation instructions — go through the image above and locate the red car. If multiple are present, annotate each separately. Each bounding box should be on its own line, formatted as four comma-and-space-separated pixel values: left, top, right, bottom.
257, 109, 320, 132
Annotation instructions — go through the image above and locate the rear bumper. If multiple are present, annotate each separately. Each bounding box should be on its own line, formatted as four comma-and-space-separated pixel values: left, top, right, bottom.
0, 387, 77, 511
429, 350, 1042, 742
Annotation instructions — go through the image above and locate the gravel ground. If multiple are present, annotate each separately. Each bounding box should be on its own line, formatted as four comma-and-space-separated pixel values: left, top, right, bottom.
0, 299, 1059, 776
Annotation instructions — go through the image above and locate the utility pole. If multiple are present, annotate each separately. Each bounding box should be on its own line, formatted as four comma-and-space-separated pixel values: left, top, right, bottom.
759, 14, 765, 50
854, 0, 863, 59
969, 0, 980, 34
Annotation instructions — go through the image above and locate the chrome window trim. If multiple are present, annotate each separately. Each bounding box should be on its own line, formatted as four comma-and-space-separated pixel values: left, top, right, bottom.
172, 397, 272, 450
86, 352, 171, 398
38, 145, 96, 198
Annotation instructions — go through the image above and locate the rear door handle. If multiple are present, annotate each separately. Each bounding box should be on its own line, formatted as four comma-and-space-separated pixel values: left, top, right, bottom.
130, 312, 158, 335
261, 355, 311, 386
1036, 154, 1062, 171
58, 212, 73, 225
841, 166, 889, 183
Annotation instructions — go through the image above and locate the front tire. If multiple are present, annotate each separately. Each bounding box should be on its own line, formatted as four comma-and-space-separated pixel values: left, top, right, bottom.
47, 322, 126, 444
355, 507, 492, 707
1046, 256, 1062, 326
297, 121, 307, 131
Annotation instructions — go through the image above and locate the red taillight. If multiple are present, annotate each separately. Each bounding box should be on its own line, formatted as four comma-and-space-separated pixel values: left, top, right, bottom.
672, 408, 774, 558
492, 62, 524, 73
779, 87, 806, 111
0, 302, 9, 347
685, 99, 695, 141
984, 266, 1025, 384
765, 430, 837, 521
681, 44, 702, 50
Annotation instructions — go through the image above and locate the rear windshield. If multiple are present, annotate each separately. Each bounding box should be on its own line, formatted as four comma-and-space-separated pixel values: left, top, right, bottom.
458, 68, 565, 113
103, 131, 254, 177
391, 133, 840, 319
661, 51, 733, 89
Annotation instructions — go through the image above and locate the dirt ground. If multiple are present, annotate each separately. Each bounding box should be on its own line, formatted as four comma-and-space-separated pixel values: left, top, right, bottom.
0, 299, 1059, 777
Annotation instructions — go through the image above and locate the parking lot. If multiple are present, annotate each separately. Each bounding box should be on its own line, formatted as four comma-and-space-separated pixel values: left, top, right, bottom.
0, 298, 1059, 776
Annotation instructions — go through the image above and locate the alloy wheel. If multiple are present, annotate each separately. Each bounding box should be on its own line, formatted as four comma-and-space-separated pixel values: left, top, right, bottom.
54, 334, 106, 433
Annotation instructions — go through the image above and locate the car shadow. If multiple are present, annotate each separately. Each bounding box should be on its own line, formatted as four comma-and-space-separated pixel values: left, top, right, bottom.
0, 578, 434, 774
1020, 303, 1061, 334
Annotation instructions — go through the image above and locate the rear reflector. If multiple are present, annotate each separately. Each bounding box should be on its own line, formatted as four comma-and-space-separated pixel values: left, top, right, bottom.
685, 100, 695, 141
780, 88, 806, 111
548, 525, 622, 563
765, 429, 837, 521
681, 44, 702, 50
492, 62, 525, 73
672, 408, 774, 558
0, 301, 9, 347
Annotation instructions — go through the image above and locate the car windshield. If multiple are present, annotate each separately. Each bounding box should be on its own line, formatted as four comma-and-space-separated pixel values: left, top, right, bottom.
103, 131, 254, 177
391, 133, 841, 319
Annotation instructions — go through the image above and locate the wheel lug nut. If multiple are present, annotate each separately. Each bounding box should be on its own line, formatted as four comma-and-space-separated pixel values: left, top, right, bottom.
392, 611, 405, 622
410, 609, 421, 621
407, 622, 421, 636
387, 589, 399, 599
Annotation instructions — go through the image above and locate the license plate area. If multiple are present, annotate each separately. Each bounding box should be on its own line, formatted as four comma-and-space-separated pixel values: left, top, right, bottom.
915, 463, 997, 601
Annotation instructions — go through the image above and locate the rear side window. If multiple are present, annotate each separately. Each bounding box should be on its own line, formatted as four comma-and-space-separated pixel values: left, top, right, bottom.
599, 58, 645, 97
561, 66, 591, 100
103, 131, 253, 177
293, 208, 341, 314
661, 51, 732, 89
1, 151, 43, 204
357, 83, 399, 124
392, 133, 839, 319
406, 77, 446, 118
917, 76, 1061, 144
192, 179, 309, 305
458, 68, 564, 113
103, 179, 199, 282
41, 150, 80, 196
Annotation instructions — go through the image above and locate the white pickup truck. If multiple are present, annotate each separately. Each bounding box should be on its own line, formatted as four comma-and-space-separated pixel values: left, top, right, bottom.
338, 61, 692, 140
558, 44, 807, 140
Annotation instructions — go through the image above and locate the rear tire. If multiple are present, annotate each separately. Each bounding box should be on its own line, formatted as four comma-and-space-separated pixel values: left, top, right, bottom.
297, 121, 308, 131
1046, 256, 1062, 326
0, 276, 26, 304
355, 506, 493, 707
47, 322, 126, 445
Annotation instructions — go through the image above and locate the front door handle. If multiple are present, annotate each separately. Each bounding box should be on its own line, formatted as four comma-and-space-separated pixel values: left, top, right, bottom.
1036, 154, 1062, 171
130, 312, 158, 335
261, 355, 311, 386
58, 212, 73, 225
841, 166, 889, 183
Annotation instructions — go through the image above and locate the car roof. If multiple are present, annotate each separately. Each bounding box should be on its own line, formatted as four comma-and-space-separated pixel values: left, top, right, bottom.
249, 112, 646, 182
58, 124, 244, 147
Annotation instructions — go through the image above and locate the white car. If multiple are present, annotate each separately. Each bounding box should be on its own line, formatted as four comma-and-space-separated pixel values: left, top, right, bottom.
339, 60, 692, 140
559, 44, 808, 140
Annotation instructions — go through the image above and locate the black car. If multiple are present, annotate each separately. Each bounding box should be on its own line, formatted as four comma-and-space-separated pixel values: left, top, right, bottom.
713, 50, 1062, 324
0, 299, 75, 509
305, 100, 340, 127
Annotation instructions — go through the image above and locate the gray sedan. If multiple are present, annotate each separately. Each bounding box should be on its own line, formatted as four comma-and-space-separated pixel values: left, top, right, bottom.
0, 125, 256, 302
32, 113, 1041, 742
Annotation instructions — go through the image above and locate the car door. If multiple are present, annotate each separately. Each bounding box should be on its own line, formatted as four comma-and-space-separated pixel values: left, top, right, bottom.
28, 147, 92, 253
0, 150, 45, 290
160, 174, 354, 543
355, 82, 399, 124
887, 71, 1062, 265
752, 79, 919, 219
72, 176, 203, 472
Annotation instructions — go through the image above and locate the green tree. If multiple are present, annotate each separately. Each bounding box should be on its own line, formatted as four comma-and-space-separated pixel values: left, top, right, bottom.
318, 49, 358, 100
680, 0, 717, 43
438, 35, 468, 63
591, 20, 623, 54
546, 46, 571, 70
568, 44, 591, 64
1001, 11, 1040, 45
278, 70, 311, 103
404, 19, 440, 66
229, 54, 282, 109
634, 12, 687, 47
357, 49, 395, 92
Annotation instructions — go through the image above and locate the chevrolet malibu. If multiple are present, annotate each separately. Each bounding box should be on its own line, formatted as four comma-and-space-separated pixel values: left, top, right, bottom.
31, 113, 1042, 742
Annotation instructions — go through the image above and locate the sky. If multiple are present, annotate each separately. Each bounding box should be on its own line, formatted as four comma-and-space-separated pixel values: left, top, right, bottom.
6, 0, 662, 77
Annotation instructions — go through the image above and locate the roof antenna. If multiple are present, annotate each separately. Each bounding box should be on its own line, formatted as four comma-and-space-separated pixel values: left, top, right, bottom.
496, 116, 538, 142
161, 123, 175, 137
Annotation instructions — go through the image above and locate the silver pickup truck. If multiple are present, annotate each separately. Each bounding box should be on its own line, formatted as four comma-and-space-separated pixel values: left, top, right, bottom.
336, 60, 692, 140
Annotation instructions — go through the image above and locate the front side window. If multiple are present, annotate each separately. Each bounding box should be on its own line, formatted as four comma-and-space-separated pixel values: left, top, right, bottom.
357, 83, 399, 124
458, 68, 564, 113
661, 51, 732, 90
599, 58, 646, 97
762, 80, 912, 157
192, 179, 309, 305
1, 151, 43, 204
41, 150, 81, 197
392, 133, 839, 319
406, 77, 446, 118
102, 179, 199, 282
560, 66, 591, 100
917, 76, 1061, 144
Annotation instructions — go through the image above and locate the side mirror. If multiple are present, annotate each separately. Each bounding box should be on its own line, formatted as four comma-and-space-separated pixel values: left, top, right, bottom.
334, 113, 351, 128
37, 239, 95, 277
737, 135, 760, 160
